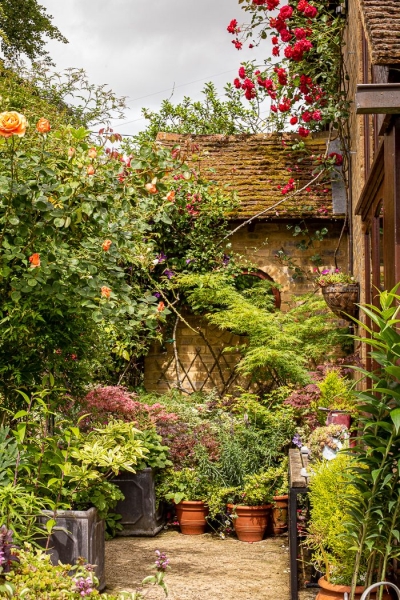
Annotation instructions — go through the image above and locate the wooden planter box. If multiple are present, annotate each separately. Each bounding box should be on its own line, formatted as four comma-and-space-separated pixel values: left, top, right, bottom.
112, 468, 165, 536
322, 283, 359, 321
38, 507, 105, 591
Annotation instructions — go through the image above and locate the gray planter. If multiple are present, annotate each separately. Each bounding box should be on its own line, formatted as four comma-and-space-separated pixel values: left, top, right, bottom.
38, 507, 105, 591
113, 467, 165, 536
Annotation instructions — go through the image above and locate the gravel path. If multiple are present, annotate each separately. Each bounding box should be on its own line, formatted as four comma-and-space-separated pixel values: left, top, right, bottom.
105, 530, 293, 600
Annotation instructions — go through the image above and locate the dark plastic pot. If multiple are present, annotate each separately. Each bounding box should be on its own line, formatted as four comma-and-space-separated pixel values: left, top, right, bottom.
112, 468, 165, 536
38, 507, 105, 591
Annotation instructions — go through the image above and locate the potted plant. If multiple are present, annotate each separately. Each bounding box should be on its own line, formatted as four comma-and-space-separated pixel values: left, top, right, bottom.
315, 269, 359, 321
271, 461, 289, 535
227, 470, 275, 542
314, 369, 357, 429
158, 468, 210, 535
308, 424, 349, 461
307, 454, 391, 600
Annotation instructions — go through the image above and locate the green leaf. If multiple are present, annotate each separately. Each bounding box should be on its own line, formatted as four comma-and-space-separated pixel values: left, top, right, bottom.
390, 407, 400, 433
27, 278, 38, 287
53, 218, 65, 228
45, 518, 56, 534
13, 410, 28, 419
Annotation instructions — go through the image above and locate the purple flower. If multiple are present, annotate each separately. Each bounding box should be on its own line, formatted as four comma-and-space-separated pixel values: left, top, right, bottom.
155, 252, 167, 264
163, 269, 175, 279
154, 550, 170, 572
292, 433, 302, 448
73, 576, 94, 596
321, 269, 330, 275
222, 254, 230, 266
186, 259, 192, 264
154, 292, 161, 299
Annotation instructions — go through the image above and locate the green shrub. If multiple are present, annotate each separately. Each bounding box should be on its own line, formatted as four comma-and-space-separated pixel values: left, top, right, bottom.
307, 453, 364, 585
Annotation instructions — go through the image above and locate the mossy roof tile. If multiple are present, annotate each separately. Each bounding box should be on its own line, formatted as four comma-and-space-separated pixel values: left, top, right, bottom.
157, 132, 336, 220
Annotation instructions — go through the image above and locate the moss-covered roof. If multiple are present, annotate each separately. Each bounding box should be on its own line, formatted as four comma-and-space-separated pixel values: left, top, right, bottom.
359, 0, 400, 65
157, 132, 337, 221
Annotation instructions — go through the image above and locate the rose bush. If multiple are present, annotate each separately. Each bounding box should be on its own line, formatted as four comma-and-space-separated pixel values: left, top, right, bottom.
0, 110, 238, 407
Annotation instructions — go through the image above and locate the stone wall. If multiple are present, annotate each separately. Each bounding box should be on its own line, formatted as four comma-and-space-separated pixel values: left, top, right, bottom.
144, 219, 348, 393
344, 0, 368, 302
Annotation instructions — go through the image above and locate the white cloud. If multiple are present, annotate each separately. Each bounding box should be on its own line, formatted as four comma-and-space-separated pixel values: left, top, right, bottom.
41, 0, 265, 134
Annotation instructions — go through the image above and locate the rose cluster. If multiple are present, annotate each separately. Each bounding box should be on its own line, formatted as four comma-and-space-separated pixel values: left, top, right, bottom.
227, 0, 327, 138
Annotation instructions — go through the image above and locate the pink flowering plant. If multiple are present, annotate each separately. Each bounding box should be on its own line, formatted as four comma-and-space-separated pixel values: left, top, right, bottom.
315, 268, 355, 287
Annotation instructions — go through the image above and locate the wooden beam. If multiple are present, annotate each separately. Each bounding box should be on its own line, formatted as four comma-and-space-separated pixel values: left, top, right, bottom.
356, 84, 400, 114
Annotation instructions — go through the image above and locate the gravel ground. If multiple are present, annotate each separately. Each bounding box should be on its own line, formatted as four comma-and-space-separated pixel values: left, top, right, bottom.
105, 529, 294, 600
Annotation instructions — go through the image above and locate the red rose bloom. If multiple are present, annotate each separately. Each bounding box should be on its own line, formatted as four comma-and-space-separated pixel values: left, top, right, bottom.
294, 27, 307, 39
272, 36, 279, 44
234, 78, 241, 89
239, 66, 246, 79
227, 19, 238, 34
298, 126, 310, 138
329, 152, 343, 166
280, 29, 292, 42
290, 116, 298, 125
278, 98, 291, 112
304, 4, 317, 17
279, 5, 293, 19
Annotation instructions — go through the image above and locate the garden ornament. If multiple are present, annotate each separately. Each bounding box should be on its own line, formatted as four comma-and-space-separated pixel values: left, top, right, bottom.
356, 582, 400, 600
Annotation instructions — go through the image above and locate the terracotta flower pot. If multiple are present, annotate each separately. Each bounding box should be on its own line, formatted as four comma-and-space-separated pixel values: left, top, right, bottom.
176, 501, 209, 535
228, 503, 271, 542
321, 283, 359, 321
316, 577, 391, 599
272, 495, 288, 535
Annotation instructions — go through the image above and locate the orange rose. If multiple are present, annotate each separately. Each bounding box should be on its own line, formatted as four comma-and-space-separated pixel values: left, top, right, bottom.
145, 183, 157, 194
88, 147, 97, 159
157, 301, 165, 312
36, 118, 51, 134
101, 286, 111, 298
29, 253, 40, 268
166, 191, 175, 202
102, 239, 112, 251
87, 165, 95, 176
68, 147, 75, 158
0, 111, 27, 138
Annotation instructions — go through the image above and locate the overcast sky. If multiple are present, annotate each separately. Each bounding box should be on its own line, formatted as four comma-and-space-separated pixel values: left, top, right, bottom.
40, 1, 264, 136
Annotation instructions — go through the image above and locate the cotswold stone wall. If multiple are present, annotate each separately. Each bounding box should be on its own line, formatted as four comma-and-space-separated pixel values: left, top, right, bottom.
144, 219, 347, 393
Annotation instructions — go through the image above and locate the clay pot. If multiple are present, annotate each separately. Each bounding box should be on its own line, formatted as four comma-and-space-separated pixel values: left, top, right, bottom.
316, 577, 391, 599
321, 283, 359, 321
228, 504, 271, 542
272, 495, 288, 535
176, 501, 209, 535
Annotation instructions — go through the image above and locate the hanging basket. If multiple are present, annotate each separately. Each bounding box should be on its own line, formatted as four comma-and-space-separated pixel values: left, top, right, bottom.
321, 283, 359, 321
